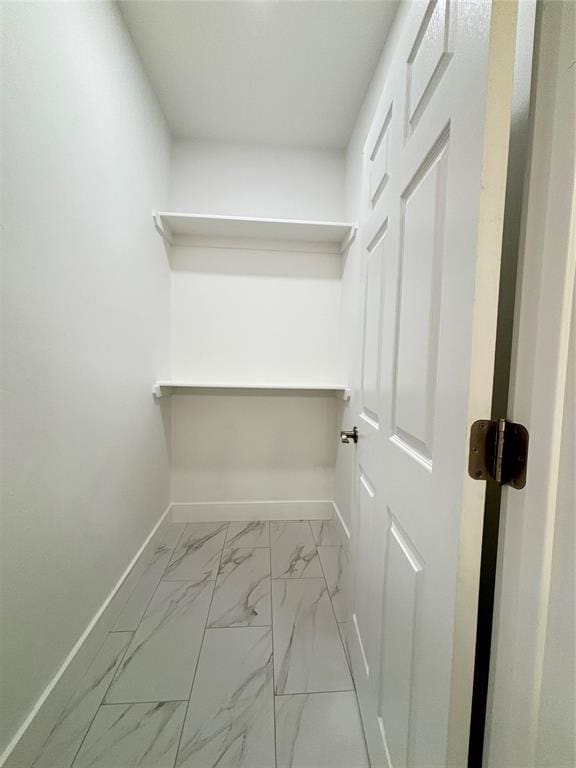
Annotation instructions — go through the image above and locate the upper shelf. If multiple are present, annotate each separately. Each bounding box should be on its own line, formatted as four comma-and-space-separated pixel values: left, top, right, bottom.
152, 380, 350, 399
153, 212, 357, 253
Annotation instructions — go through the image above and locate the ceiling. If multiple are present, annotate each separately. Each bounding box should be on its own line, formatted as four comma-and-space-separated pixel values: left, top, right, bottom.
119, 1, 398, 149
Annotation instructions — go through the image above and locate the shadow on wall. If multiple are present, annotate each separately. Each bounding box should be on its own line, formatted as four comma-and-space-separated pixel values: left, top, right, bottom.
169, 246, 343, 280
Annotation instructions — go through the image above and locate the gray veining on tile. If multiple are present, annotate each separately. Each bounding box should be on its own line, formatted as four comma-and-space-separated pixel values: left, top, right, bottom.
106, 579, 213, 703
114, 523, 187, 631
35, 519, 367, 768
208, 547, 271, 627
176, 627, 275, 768
317, 545, 349, 621
272, 579, 352, 694
275, 692, 369, 768
71, 701, 186, 768
226, 520, 270, 548
32, 633, 133, 768
310, 519, 342, 547
164, 522, 227, 581
270, 521, 323, 579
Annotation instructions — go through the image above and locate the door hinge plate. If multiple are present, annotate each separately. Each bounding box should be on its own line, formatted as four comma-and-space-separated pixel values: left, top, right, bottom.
468, 419, 529, 489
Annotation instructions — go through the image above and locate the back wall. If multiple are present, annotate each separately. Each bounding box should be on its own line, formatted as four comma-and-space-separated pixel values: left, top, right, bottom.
167, 139, 347, 505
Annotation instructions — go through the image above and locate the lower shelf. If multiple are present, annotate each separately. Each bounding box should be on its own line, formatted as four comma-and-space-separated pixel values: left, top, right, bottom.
152, 381, 350, 399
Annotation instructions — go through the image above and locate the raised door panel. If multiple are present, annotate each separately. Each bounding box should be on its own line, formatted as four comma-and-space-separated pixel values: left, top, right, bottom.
361, 222, 388, 424
378, 515, 423, 767
391, 133, 449, 468
369, 104, 393, 209
352, 467, 378, 681
406, 0, 455, 136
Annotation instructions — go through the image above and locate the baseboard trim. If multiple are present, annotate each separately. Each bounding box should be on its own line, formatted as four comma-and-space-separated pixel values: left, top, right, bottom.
170, 499, 334, 522
0, 504, 172, 768
333, 500, 351, 541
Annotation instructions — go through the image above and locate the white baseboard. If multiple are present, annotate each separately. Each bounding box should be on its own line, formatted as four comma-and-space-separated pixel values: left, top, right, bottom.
1, 505, 172, 768
170, 499, 334, 522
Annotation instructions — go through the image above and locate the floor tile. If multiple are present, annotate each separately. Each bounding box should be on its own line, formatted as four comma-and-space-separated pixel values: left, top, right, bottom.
226, 520, 270, 548
106, 579, 213, 703
270, 521, 323, 579
176, 627, 275, 768
71, 701, 186, 768
310, 519, 342, 546
164, 522, 227, 581
275, 691, 369, 768
208, 547, 271, 627
32, 633, 132, 768
272, 579, 352, 694
317, 545, 349, 621
114, 523, 186, 631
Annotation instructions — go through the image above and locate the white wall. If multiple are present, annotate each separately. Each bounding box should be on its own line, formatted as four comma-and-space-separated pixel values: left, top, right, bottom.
167, 140, 347, 504
169, 139, 345, 219
170, 245, 343, 384
0, 2, 170, 754
172, 392, 340, 503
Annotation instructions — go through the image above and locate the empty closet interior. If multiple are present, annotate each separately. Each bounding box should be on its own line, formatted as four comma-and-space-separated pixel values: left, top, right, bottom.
155, 143, 354, 515
2, 1, 399, 762
108, 0, 399, 519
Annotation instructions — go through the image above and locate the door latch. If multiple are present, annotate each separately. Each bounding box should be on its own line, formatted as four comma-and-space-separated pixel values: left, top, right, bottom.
468, 419, 529, 489
340, 427, 358, 444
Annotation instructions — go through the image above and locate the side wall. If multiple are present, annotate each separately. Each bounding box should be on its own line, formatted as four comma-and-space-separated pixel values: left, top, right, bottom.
168, 140, 346, 505
1, 2, 171, 754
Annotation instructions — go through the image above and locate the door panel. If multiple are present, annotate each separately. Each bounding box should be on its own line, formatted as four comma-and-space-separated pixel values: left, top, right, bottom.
361, 223, 388, 422
369, 104, 393, 208
393, 136, 448, 462
406, 0, 455, 135
378, 514, 423, 767
348, 1, 518, 765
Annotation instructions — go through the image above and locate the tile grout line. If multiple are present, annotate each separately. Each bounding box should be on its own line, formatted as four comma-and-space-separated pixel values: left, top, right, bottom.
314, 527, 353, 685
171, 522, 230, 768
268, 522, 278, 768
113, 524, 188, 633
274, 689, 357, 697
96, 698, 188, 706
67, 523, 192, 767
316, 529, 371, 763
313, 526, 371, 764
67, 631, 135, 768
64, 524, 190, 768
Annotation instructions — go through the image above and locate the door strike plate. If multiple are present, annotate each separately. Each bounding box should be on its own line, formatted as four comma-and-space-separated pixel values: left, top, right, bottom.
468, 419, 529, 489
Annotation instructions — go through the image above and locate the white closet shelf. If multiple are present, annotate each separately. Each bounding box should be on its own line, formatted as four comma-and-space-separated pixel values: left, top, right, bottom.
153, 211, 356, 253
152, 381, 351, 399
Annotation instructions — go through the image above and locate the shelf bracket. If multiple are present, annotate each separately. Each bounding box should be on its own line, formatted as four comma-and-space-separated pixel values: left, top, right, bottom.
340, 225, 357, 255
153, 212, 173, 246
152, 383, 166, 398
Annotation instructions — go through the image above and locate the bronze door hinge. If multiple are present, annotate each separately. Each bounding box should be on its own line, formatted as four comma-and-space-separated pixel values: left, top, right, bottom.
468, 419, 529, 489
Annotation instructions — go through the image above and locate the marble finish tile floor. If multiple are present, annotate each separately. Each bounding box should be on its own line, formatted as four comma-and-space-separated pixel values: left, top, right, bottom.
270, 521, 323, 579
32, 518, 369, 768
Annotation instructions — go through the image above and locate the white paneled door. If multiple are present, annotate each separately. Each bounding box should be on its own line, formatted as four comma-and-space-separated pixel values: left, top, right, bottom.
348, 2, 519, 766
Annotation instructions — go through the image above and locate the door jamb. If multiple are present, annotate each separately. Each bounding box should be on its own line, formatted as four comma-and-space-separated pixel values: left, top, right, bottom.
467, 2, 538, 764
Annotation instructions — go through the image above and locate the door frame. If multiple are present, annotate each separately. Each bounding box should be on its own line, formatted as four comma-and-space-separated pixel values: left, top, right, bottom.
475, 1, 575, 765
467, 0, 538, 763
